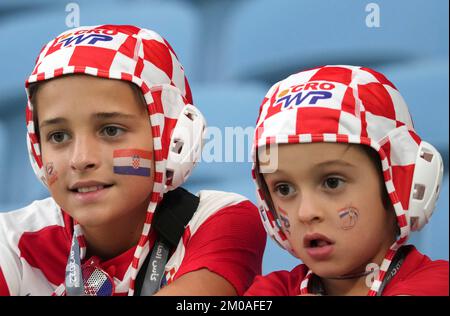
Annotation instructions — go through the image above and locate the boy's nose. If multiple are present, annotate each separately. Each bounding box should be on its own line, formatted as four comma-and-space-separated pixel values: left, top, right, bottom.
70, 137, 100, 172
296, 194, 324, 224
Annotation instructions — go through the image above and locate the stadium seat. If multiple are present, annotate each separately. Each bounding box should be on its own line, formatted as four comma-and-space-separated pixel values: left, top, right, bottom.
221, 0, 449, 82
0, 112, 49, 213
0, 121, 7, 201
0, 0, 58, 11
184, 81, 269, 200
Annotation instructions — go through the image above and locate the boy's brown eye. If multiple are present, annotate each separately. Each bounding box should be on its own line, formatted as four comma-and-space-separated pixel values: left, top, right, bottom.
278, 185, 290, 195
105, 126, 117, 136
103, 126, 123, 137
53, 133, 64, 142
324, 177, 343, 189
49, 132, 69, 143
275, 183, 295, 197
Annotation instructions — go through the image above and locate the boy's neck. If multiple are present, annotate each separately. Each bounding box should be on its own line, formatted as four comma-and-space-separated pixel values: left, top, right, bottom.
321, 275, 371, 296
80, 206, 148, 261
82, 221, 144, 260
320, 236, 396, 296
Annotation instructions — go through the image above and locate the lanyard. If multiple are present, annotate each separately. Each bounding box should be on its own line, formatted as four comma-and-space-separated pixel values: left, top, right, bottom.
375, 245, 411, 296
138, 239, 170, 296
65, 234, 84, 296
64, 234, 169, 296
65, 234, 115, 296
308, 245, 410, 296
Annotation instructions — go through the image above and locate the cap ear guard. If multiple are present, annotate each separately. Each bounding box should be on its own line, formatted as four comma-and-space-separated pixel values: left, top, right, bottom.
408, 141, 444, 231
164, 104, 206, 192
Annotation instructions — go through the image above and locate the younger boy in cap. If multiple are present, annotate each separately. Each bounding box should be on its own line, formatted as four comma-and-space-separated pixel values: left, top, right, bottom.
245, 65, 448, 296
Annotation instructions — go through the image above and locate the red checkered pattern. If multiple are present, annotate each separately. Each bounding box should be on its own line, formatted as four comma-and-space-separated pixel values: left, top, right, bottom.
132, 156, 140, 169
165, 268, 177, 285
299, 270, 313, 295
251, 65, 421, 296
24, 25, 194, 296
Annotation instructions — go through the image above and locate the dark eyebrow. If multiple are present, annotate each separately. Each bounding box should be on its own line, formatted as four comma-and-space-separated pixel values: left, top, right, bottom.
39, 117, 68, 130
313, 160, 356, 169
39, 112, 138, 130
93, 112, 138, 120
264, 159, 356, 177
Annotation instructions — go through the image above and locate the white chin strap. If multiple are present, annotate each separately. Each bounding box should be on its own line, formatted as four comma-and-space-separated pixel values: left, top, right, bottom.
408, 141, 444, 231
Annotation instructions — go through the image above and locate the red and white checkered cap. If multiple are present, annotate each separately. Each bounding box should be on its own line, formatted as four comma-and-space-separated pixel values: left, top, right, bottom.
251, 65, 421, 295
24, 25, 194, 295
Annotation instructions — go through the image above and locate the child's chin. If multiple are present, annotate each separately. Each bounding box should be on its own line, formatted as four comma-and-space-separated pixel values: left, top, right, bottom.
71, 208, 112, 227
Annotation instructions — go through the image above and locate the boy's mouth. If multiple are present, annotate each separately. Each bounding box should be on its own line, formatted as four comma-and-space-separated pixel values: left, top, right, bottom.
303, 233, 334, 248
68, 181, 115, 203
71, 185, 113, 193
69, 181, 114, 193
303, 233, 335, 260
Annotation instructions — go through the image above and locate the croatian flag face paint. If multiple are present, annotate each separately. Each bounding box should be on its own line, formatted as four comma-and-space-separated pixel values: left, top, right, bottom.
113, 149, 152, 177
277, 207, 291, 235
338, 207, 359, 230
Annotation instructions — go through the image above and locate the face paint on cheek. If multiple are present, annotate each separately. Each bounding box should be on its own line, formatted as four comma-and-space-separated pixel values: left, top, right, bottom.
338, 207, 359, 230
45, 162, 58, 186
277, 206, 291, 235
113, 149, 152, 177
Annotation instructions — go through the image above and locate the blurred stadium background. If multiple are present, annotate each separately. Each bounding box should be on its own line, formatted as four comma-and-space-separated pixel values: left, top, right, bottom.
0, 0, 448, 275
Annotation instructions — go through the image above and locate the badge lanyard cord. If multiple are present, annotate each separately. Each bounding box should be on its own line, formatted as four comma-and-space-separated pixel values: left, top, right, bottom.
309, 245, 411, 296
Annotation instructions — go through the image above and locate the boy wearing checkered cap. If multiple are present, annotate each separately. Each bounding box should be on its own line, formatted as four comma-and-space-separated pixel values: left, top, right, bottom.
245, 65, 448, 296
0, 25, 266, 296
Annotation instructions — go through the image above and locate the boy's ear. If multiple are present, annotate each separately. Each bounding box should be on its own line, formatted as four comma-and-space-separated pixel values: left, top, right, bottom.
408, 141, 444, 231
164, 104, 206, 192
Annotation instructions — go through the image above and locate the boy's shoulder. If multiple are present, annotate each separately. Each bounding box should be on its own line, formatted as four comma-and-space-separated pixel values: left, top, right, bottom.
196, 190, 249, 210
0, 197, 63, 238
187, 190, 256, 233
383, 245, 449, 296
398, 245, 449, 278
245, 264, 308, 296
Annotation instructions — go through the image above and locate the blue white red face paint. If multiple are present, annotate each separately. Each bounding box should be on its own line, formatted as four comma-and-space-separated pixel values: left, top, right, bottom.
45, 162, 58, 185
276, 205, 358, 233
113, 149, 152, 177
277, 207, 291, 235
338, 207, 359, 230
